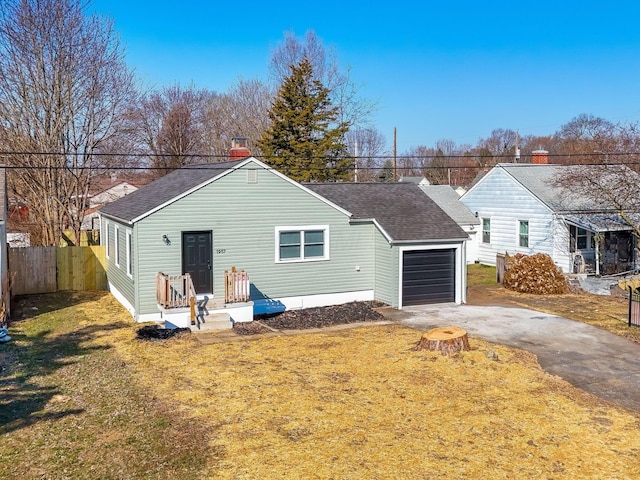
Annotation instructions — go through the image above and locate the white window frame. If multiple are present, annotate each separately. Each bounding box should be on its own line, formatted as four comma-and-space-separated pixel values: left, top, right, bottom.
114, 225, 120, 267
105, 221, 111, 259
518, 220, 529, 248
482, 218, 491, 244
275, 225, 330, 263
126, 229, 133, 278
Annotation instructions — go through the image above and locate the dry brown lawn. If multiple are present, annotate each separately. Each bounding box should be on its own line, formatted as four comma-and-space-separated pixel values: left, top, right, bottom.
2, 271, 640, 479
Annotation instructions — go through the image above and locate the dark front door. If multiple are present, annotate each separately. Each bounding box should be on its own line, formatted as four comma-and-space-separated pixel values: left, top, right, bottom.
182, 231, 213, 294
402, 249, 456, 306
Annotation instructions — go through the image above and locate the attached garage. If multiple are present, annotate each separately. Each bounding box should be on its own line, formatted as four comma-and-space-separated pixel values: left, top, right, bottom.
306, 182, 469, 309
402, 249, 456, 306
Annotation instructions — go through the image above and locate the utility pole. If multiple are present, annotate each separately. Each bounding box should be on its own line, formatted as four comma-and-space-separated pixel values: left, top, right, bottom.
393, 127, 397, 181
354, 139, 358, 182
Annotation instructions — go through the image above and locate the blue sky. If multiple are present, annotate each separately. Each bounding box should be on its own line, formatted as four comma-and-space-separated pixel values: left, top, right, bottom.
91, 1, 640, 152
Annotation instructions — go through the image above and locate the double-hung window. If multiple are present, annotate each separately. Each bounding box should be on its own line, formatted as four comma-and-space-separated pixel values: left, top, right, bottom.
482, 218, 491, 244
126, 230, 133, 277
569, 225, 588, 252
518, 220, 529, 247
114, 225, 120, 267
276, 226, 329, 262
105, 222, 111, 259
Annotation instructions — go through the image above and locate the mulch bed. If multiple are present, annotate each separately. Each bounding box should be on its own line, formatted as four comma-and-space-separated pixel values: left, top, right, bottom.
233, 301, 386, 336
137, 324, 191, 340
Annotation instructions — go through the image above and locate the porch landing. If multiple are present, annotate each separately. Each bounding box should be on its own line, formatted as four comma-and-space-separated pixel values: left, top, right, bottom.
161, 299, 254, 331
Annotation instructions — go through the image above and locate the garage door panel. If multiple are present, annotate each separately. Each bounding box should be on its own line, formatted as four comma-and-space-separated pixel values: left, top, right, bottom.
402, 249, 455, 306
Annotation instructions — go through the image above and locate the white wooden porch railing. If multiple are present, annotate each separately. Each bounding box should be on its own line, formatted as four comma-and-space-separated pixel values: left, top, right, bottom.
225, 267, 250, 303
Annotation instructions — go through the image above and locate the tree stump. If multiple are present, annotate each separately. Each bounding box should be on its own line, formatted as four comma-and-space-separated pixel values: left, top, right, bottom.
415, 326, 470, 356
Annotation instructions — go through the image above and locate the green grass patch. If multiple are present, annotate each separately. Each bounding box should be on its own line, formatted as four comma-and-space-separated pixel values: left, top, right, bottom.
467, 263, 497, 286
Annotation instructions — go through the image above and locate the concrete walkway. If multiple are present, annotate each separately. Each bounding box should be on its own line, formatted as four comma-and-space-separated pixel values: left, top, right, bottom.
397, 304, 640, 413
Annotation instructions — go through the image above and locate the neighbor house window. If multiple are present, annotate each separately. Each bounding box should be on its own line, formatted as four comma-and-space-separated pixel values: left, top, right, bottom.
114, 225, 120, 267
482, 218, 491, 243
570, 225, 588, 252
126, 230, 133, 277
275, 226, 329, 262
577, 228, 588, 250
518, 221, 529, 247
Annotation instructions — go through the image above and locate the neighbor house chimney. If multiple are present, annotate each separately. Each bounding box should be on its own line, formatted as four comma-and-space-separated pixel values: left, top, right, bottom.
531, 149, 549, 164
230, 136, 251, 160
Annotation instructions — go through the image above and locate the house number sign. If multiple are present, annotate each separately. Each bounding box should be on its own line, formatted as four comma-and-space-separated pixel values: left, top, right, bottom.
216, 249, 226, 254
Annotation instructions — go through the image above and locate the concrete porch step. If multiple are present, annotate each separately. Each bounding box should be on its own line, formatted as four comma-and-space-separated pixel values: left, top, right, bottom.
191, 312, 232, 332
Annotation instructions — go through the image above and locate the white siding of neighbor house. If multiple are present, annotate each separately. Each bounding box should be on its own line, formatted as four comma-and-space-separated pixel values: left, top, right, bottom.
90, 182, 138, 207
462, 225, 479, 264
552, 216, 573, 273
461, 167, 558, 267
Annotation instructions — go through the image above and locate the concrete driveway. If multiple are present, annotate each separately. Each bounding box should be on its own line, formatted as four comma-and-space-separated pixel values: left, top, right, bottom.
397, 304, 640, 413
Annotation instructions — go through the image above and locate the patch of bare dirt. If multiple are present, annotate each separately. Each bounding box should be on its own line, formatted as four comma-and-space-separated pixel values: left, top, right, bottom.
233, 301, 385, 335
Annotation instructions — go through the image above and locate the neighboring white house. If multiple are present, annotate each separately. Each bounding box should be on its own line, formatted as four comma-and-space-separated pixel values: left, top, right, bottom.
460, 161, 639, 274
419, 185, 480, 264
7, 232, 29, 248
82, 181, 139, 230
399, 176, 430, 186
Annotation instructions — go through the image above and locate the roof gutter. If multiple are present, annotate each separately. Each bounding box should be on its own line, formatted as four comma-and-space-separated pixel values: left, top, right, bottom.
98, 211, 134, 226
390, 237, 469, 245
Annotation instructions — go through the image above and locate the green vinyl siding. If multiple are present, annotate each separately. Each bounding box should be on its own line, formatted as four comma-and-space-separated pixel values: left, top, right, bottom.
374, 229, 398, 307
133, 162, 376, 316
103, 217, 136, 311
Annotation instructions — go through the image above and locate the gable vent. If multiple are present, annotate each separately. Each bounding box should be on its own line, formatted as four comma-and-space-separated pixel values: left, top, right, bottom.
247, 169, 258, 184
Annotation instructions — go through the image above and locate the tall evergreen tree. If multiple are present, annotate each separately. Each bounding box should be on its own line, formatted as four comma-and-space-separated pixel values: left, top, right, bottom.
258, 59, 352, 182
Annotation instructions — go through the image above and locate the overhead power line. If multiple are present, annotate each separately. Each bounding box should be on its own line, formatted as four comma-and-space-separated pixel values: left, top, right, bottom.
1, 150, 640, 160
1, 151, 640, 171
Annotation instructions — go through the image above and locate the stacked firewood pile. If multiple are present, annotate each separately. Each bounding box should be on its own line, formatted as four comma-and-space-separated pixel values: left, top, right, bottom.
503, 253, 569, 295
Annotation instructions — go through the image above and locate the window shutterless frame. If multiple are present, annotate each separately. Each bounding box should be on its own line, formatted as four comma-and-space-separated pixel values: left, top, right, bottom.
518, 220, 529, 247
482, 218, 490, 244
275, 225, 329, 262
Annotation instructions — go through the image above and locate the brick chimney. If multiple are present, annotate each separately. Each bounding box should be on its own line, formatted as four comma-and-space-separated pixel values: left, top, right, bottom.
230, 136, 251, 160
531, 149, 549, 164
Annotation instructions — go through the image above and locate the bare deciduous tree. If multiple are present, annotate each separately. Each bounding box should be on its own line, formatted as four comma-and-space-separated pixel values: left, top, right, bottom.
345, 127, 387, 181
201, 79, 273, 158
554, 163, 640, 238
133, 84, 213, 176
552, 114, 617, 163
479, 128, 518, 160
0, 0, 136, 245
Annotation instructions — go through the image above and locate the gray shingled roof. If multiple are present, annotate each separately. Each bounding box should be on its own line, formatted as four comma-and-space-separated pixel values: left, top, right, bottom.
419, 185, 480, 226
100, 160, 467, 243
100, 160, 242, 222
498, 164, 595, 211
305, 182, 468, 243
497, 163, 640, 213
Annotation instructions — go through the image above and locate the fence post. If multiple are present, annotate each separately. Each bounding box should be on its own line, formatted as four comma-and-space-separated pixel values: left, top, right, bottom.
496, 253, 506, 284
630, 286, 634, 328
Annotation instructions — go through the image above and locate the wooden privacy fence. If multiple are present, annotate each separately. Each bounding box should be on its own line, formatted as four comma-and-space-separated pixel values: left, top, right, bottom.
9, 246, 107, 295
